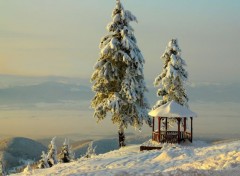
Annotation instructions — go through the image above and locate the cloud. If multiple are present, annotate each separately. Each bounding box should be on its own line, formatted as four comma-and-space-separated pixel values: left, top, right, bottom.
188, 82, 223, 88
34, 100, 90, 110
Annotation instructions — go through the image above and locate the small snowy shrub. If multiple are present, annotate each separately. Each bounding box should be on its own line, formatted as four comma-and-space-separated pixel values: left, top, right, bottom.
47, 137, 58, 167
38, 151, 49, 169
84, 142, 97, 158
59, 138, 74, 163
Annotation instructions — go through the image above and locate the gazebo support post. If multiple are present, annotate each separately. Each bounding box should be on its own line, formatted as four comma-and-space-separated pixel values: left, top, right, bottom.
177, 118, 181, 144
184, 117, 186, 140
165, 117, 168, 141
158, 117, 161, 142
184, 118, 186, 131
152, 117, 155, 140
190, 117, 193, 142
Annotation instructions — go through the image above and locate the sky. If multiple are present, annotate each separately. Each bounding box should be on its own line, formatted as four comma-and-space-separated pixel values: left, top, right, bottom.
0, 0, 240, 139
0, 0, 240, 83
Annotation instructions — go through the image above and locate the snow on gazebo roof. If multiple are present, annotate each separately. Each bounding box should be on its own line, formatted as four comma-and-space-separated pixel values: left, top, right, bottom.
148, 100, 197, 118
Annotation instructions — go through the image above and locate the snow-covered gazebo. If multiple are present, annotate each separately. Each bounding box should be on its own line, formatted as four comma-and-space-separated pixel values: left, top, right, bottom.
148, 101, 197, 144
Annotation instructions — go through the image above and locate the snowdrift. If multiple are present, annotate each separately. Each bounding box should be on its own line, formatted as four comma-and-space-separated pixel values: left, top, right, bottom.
14, 139, 240, 176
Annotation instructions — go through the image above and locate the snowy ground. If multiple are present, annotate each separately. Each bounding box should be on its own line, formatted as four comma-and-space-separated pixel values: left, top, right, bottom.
15, 140, 240, 176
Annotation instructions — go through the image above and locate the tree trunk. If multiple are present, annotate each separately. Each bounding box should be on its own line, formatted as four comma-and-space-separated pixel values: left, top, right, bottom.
118, 127, 126, 148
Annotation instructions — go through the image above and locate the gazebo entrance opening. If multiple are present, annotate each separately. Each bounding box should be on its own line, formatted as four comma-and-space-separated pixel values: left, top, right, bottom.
152, 117, 193, 144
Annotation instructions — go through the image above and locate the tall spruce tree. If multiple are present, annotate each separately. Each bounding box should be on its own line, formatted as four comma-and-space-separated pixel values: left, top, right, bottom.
154, 39, 188, 109
91, 0, 151, 147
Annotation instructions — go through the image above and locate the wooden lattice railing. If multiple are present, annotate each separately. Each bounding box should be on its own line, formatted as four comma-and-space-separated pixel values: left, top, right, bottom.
152, 131, 192, 143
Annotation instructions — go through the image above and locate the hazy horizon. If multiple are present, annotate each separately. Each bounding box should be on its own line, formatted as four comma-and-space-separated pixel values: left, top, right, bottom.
0, 75, 240, 140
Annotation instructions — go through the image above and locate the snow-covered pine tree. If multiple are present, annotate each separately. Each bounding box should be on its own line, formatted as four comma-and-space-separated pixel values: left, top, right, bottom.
23, 163, 32, 173
84, 141, 96, 158
0, 160, 6, 176
38, 151, 49, 169
47, 137, 58, 167
91, 0, 151, 147
59, 138, 74, 163
154, 39, 188, 109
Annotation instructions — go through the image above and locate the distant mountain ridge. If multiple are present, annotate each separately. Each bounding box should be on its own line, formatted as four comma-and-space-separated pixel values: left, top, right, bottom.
0, 137, 47, 171
1, 80, 240, 110
0, 81, 92, 101
0, 81, 93, 110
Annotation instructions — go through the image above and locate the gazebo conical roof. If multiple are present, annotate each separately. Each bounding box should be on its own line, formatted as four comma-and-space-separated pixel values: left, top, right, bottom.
148, 100, 197, 118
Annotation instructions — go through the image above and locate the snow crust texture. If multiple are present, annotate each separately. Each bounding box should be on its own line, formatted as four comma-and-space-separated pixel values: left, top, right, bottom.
16, 140, 240, 176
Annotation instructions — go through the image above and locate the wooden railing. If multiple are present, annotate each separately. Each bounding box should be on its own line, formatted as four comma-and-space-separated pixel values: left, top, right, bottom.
152, 131, 192, 143
162, 132, 178, 143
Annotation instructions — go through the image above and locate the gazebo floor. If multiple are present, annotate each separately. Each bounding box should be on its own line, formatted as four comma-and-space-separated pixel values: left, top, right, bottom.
140, 146, 162, 151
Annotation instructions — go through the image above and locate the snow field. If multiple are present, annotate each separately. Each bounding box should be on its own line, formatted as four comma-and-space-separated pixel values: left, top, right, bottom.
16, 140, 240, 176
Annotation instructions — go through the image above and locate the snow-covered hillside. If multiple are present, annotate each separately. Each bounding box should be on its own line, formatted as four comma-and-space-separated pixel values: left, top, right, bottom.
15, 140, 240, 176
0, 137, 46, 171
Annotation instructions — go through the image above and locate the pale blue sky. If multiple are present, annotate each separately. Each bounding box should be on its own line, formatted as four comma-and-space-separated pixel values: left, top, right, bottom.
1, 0, 240, 83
